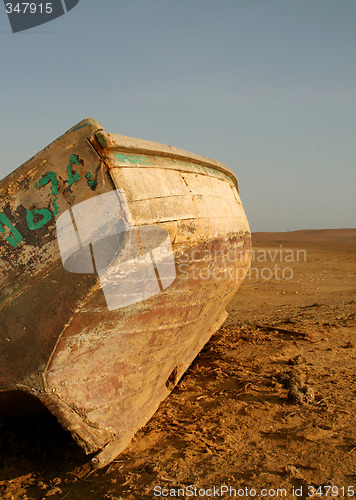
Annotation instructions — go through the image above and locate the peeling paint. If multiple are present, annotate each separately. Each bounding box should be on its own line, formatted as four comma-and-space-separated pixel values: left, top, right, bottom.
35, 171, 59, 216
0, 119, 251, 470
113, 153, 154, 166
26, 207, 52, 230
0, 213, 23, 248
85, 172, 97, 189
67, 154, 81, 186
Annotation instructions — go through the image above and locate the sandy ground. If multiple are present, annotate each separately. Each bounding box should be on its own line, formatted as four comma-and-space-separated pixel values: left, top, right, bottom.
0, 229, 355, 500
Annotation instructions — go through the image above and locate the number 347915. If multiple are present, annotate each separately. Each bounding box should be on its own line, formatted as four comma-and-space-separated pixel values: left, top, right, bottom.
5, 3, 53, 14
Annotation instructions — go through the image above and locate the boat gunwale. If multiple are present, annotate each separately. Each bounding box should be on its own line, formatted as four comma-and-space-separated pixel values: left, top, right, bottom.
94, 131, 239, 190
0, 119, 238, 193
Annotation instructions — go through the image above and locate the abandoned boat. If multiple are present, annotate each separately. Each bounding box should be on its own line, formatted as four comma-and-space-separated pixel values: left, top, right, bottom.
0, 119, 251, 467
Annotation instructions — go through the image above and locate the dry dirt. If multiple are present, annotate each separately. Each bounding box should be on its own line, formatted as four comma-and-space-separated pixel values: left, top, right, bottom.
0, 229, 355, 500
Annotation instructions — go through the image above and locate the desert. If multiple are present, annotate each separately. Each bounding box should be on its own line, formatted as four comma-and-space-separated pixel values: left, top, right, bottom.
0, 228, 355, 499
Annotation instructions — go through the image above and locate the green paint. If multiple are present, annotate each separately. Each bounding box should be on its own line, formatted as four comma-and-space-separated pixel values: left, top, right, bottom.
70, 121, 87, 133
85, 172, 97, 189
67, 154, 81, 186
35, 171, 59, 216
97, 135, 106, 148
27, 170, 59, 230
70, 119, 101, 133
0, 213, 23, 248
26, 208, 52, 230
113, 153, 154, 166
1, 155, 101, 247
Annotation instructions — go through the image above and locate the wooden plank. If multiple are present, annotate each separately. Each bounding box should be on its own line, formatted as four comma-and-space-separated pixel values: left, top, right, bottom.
0, 121, 252, 468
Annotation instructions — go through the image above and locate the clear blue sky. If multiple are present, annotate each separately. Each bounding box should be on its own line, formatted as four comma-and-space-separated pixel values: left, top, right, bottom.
1, 0, 355, 231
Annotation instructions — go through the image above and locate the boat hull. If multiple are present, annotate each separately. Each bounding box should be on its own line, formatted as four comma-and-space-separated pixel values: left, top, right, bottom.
0, 119, 251, 467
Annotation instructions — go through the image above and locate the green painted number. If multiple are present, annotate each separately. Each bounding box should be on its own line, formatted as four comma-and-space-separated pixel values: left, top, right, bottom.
0, 213, 23, 248
26, 207, 53, 230
26, 171, 59, 230
35, 171, 59, 216
85, 172, 97, 189
67, 154, 81, 186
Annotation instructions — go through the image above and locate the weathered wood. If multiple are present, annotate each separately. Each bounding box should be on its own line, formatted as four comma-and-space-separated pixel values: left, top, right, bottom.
255, 324, 309, 338
0, 119, 252, 467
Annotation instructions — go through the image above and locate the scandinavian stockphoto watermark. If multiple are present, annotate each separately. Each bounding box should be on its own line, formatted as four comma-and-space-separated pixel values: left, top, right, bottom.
4, 0, 80, 33
56, 190, 305, 311
56, 190, 176, 311
178, 245, 307, 283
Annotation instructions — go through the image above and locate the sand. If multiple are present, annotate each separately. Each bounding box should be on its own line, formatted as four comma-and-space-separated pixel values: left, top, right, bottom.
0, 229, 355, 499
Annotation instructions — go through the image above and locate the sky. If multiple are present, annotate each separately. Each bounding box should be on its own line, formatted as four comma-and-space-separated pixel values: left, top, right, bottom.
0, 0, 355, 232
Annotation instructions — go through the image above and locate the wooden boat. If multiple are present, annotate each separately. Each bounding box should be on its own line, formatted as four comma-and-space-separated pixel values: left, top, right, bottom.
0, 119, 251, 467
